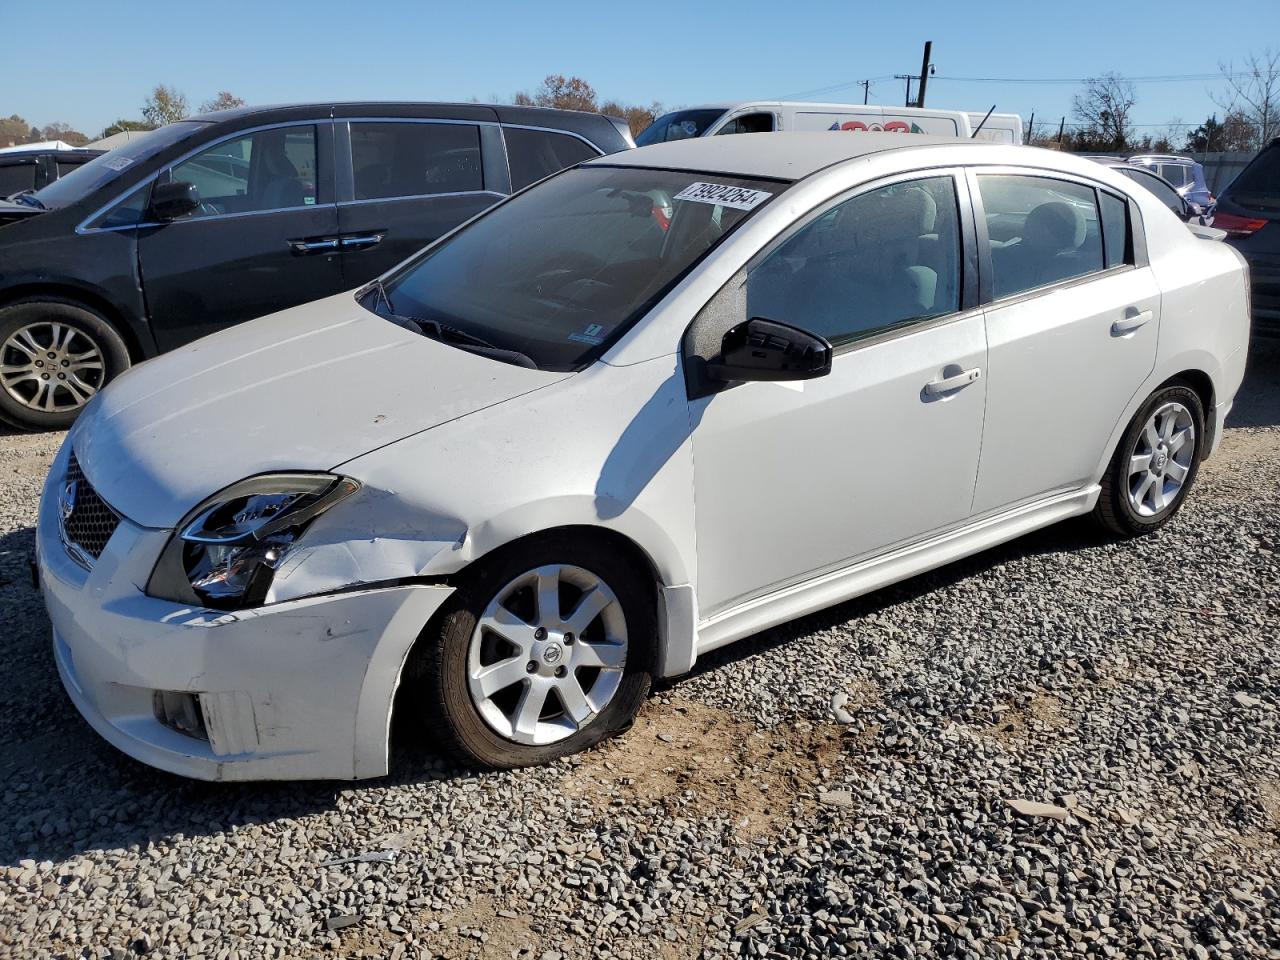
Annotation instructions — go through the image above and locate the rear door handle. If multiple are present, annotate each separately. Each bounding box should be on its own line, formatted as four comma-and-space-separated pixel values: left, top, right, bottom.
1112, 308, 1153, 336
339, 233, 384, 250
289, 237, 340, 255
924, 366, 982, 396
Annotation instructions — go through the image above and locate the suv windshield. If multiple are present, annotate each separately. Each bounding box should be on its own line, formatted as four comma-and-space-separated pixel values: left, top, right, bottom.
635, 110, 727, 146
369, 165, 781, 370
31, 121, 205, 209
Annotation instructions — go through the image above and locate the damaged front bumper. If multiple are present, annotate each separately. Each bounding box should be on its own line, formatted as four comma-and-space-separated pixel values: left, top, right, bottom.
36, 461, 454, 782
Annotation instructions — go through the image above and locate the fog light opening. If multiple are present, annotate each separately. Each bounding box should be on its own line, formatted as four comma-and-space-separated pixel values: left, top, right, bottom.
153, 691, 209, 741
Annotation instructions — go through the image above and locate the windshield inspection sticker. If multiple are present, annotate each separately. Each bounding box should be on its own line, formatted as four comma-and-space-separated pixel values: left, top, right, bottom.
102, 156, 134, 172
568, 323, 606, 345
674, 182, 772, 211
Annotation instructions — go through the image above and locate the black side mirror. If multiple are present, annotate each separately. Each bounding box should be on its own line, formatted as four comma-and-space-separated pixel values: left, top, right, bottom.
150, 180, 200, 221
706, 317, 832, 383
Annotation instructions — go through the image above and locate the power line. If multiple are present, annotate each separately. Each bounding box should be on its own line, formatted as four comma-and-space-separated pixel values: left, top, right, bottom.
930, 72, 1248, 85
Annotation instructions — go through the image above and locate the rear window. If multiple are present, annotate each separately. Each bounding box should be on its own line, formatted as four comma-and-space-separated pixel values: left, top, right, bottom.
504, 128, 598, 191
634, 109, 727, 146
1224, 142, 1280, 208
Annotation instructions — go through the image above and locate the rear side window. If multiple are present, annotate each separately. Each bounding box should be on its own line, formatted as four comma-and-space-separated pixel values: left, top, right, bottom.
504, 128, 598, 191
1158, 164, 1188, 187
1121, 168, 1184, 217
170, 125, 318, 217
55, 159, 88, 179
0, 161, 37, 195
747, 176, 962, 346
351, 122, 482, 200
978, 175, 1104, 300
1099, 192, 1131, 267
1224, 143, 1280, 205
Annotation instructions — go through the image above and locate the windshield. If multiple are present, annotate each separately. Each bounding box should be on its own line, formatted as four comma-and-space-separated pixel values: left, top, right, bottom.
370, 166, 780, 371
31, 121, 205, 209
635, 110, 727, 146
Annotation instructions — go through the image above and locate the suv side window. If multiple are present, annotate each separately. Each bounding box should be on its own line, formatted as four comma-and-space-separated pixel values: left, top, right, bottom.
351, 122, 483, 200
978, 175, 1105, 300
504, 127, 599, 191
746, 176, 962, 347
1158, 164, 1188, 187
0, 159, 37, 195
170, 125, 318, 217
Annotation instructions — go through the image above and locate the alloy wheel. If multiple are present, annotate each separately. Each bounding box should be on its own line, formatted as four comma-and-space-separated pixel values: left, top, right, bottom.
467, 563, 628, 746
0, 321, 106, 413
1127, 401, 1195, 517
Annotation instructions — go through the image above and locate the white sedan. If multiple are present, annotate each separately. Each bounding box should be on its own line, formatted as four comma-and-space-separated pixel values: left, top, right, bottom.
37, 133, 1250, 779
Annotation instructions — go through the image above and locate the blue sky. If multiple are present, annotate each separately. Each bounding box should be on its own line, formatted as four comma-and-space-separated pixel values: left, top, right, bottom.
4, 0, 1278, 140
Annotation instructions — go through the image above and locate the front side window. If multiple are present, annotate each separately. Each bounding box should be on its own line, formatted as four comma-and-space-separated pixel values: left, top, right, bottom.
170, 125, 317, 217
978, 175, 1104, 300
504, 128, 598, 191
351, 122, 482, 200
371, 167, 779, 371
715, 113, 774, 135
746, 176, 962, 347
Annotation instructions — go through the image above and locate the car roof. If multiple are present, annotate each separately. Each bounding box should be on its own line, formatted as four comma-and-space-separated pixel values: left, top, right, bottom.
590, 131, 988, 181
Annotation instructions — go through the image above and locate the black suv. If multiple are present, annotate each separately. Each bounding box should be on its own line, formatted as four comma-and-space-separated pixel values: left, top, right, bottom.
0, 146, 103, 199
1214, 137, 1279, 336
0, 102, 631, 429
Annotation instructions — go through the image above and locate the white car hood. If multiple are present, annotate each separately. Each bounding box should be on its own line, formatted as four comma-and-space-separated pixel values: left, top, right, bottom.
72, 293, 568, 529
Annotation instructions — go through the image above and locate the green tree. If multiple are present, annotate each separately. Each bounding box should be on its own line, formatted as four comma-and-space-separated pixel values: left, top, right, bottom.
100, 118, 156, 139
0, 114, 36, 147
142, 84, 189, 127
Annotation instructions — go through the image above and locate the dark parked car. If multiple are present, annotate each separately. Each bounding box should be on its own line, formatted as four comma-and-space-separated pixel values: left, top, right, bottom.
0, 102, 632, 429
0, 146, 103, 198
1214, 138, 1279, 336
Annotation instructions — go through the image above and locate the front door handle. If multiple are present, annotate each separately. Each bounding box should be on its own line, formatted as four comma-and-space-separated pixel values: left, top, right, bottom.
1112, 308, 1153, 336
924, 366, 982, 396
289, 237, 340, 255
339, 233, 384, 250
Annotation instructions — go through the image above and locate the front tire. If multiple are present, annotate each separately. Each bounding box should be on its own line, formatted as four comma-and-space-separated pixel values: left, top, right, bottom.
411, 534, 655, 769
1094, 384, 1204, 537
0, 298, 131, 431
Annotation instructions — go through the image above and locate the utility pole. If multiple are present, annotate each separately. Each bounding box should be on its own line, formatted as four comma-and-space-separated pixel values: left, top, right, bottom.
915, 41, 933, 108
859, 79, 872, 104
1057, 116, 1066, 148
894, 74, 914, 107
1026, 111, 1035, 144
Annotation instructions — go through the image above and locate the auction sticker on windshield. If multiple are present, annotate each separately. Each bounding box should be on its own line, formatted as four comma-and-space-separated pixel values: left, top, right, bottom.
674, 182, 772, 211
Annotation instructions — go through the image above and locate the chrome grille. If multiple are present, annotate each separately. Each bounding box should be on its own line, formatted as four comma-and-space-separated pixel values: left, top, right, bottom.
60, 453, 121, 563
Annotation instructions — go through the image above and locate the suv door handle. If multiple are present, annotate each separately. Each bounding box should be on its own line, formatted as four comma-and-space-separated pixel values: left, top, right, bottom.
339, 233, 384, 249
924, 366, 982, 396
289, 237, 340, 255
1112, 309, 1153, 336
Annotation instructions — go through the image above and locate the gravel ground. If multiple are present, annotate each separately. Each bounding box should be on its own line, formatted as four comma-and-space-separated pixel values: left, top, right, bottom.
1, 341, 1277, 960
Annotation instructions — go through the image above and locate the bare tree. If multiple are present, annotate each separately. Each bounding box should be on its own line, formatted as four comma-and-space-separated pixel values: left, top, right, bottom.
1212, 48, 1279, 150
199, 91, 247, 113
1072, 73, 1137, 151
515, 75, 599, 113
142, 84, 189, 127
40, 121, 89, 146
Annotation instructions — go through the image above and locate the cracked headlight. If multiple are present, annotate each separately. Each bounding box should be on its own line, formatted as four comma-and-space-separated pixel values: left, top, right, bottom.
147, 474, 360, 610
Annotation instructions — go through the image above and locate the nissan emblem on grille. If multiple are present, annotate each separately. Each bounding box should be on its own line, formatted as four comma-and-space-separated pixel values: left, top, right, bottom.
59, 453, 121, 564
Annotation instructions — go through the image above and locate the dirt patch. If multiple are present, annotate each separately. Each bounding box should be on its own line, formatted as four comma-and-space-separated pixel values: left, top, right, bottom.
983, 690, 1072, 746
561, 695, 856, 838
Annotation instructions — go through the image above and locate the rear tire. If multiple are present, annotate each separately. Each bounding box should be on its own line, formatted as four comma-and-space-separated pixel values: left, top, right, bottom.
1094, 384, 1204, 537
408, 533, 655, 769
0, 298, 131, 431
